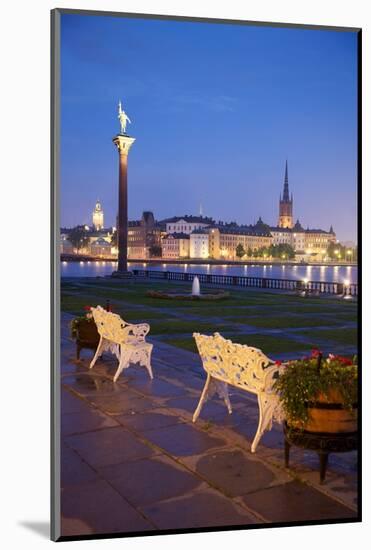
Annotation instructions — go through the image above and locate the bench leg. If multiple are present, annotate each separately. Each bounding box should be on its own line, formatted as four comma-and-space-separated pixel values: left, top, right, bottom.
193, 374, 211, 422
144, 345, 153, 380
113, 347, 132, 383
251, 394, 274, 453
215, 381, 232, 414
90, 336, 104, 369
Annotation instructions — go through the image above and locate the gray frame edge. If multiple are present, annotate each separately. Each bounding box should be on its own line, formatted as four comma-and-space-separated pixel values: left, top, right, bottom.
51, 7, 61, 542
53, 7, 361, 32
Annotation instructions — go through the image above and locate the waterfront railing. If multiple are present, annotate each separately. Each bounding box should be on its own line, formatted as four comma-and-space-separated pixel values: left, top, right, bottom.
132, 269, 358, 296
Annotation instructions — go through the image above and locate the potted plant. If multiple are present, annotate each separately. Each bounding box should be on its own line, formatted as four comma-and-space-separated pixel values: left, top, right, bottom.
274, 349, 358, 433
70, 306, 100, 359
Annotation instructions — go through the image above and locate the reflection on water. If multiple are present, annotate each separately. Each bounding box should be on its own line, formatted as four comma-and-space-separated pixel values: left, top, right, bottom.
61, 260, 358, 284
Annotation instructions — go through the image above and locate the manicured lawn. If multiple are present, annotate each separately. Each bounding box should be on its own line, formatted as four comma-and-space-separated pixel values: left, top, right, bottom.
165, 333, 313, 356
228, 315, 344, 329
61, 293, 172, 320
60, 279, 358, 354
296, 327, 358, 347
148, 320, 234, 335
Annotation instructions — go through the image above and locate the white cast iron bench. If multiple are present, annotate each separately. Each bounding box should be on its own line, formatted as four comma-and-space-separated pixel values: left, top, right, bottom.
193, 332, 284, 452
90, 306, 153, 382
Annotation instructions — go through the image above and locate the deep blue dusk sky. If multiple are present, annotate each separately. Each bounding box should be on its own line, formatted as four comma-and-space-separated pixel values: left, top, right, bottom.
60, 13, 358, 242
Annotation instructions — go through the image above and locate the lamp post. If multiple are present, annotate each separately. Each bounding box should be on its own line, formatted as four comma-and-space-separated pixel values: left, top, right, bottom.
343, 279, 350, 298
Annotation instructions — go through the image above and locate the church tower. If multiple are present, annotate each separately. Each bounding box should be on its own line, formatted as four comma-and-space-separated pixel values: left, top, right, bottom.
92, 200, 104, 230
278, 160, 293, 228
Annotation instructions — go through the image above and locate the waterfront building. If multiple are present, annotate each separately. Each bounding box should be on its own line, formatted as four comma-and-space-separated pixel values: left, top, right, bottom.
278, 161, 293, 228
128, 211, 162, 259
60, 234, 74, 254
162, 233, 190, 259
209, 224, 273, 260
92, 200, 104, 230
163, 215, 214, 235
90, 237, 112, 257
304, 228, 336, 257
190, 230, 210, 259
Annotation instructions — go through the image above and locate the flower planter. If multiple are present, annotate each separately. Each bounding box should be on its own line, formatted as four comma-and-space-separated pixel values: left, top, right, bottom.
301, 389, 357, 433
274, 351, 358, 483
72, 318, 100, 359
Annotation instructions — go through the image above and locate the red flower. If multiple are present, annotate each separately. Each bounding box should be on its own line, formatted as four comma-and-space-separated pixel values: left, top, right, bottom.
310, 348, 322, 358
84, 305, 92, 311
328, 354, 353, 366
275, 360, 282, 366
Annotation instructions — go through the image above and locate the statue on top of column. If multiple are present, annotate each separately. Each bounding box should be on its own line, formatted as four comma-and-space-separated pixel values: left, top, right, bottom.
118, 100, 131, 135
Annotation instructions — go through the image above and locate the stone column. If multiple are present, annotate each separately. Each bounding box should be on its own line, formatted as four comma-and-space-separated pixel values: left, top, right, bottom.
112, 134, 135, 273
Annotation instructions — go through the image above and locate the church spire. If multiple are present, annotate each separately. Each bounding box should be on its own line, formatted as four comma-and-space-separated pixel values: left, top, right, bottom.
283, 159, 289, 201
278, 160, 293, 229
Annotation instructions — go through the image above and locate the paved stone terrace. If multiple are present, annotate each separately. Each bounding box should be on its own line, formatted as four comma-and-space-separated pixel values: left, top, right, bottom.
60, 312, 358, 538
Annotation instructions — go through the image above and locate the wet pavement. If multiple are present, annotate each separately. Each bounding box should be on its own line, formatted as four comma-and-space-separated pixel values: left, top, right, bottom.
60, 312, 358, 537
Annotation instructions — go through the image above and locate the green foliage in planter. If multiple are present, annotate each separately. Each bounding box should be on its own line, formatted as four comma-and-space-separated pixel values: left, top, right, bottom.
70, 316, 96, 339
273, 352, 358, 426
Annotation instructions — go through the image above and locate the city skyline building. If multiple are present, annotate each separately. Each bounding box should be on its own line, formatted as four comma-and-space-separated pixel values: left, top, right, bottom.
278, 161, 294, 229
92, 200, 104, 230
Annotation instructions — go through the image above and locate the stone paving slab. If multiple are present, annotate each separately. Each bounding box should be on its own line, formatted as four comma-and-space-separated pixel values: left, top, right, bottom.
62, 409, 119, 437
141, 487, 260, 530
99, 455, 203, 508
59, 312, 358, 536
190, 448, 290, 497
241, 480, 357, 523
116, 408, 185, 432
140, 422, 227, 458
65, 426, 157, 468
61, 479, 155, 537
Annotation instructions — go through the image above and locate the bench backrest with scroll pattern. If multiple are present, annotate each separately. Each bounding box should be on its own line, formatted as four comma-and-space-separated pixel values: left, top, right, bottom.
91, 306, 150, 345
193, 332, 277, 394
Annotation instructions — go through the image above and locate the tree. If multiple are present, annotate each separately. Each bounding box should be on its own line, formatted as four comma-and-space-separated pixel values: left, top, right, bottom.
327, 242, 346, 260
68, 225, 90, 250
267, 243, 295, 259
278, 243, 295, 259
236, 243, 245, 259
246, 247, 253, 258
149, 245, 162, 258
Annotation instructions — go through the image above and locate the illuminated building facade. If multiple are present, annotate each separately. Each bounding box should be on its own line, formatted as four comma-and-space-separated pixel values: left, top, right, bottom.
92, 200, 104, 230
278, 161, 293, 228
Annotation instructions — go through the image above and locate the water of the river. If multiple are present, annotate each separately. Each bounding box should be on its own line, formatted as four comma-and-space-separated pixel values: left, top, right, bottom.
61, 261, 357, 284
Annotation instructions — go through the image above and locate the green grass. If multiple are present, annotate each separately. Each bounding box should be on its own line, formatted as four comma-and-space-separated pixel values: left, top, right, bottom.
165, 333, 312, 356
148, 320, 234, 336
227, 315, 344, 329
60, 281, 358, 353
296, 328, 358, 347
61, 279, 354, 312
61, 293, 172, 321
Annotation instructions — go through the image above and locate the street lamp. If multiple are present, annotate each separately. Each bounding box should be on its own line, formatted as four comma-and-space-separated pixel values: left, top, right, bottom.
343, 279, 350, 299
346, 249, 352, 263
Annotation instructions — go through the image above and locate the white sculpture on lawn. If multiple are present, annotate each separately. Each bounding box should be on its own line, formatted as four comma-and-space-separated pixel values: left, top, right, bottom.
118, 100, 131, 134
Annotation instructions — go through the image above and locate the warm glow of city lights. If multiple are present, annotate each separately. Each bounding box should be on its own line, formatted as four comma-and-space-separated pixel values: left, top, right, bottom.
344, 279, 350, 286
